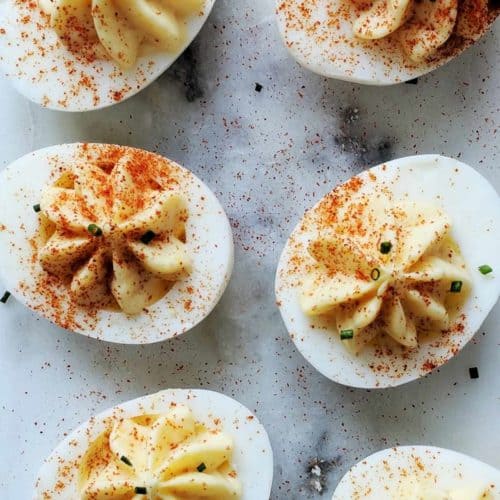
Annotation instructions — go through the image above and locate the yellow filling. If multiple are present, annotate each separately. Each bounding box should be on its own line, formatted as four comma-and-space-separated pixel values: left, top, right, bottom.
79, 405, 242, 499
397, 476, 493, 499
38, 149, 191, 314
39, 0, 204, 67
301, 199, 470, 353
352, 0, 458, 62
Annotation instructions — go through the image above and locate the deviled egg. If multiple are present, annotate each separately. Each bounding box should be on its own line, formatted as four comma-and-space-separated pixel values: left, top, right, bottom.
333, 446, 500, 499
0, 143, 233, 343
0, 0, 215, 110
34, 388, 274, 499
275, 155, 500, 388
275, 0, 499, 84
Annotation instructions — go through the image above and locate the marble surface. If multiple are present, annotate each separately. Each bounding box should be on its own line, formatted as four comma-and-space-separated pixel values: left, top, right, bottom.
0, 1, 499, 498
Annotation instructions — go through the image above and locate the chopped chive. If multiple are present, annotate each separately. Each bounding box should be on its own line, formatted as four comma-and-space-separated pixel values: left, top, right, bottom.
469, 367, 479, 379
134, 486, 147, 495
87, 224, 103, 237
140, 230, 156, 245
120, 455, 132, 467
379, 241, 392, 254
0, 291, 11, 304
450, 281, 463, 293
33, 204, 41, 213
340, 329, 354, 340
478, 265, 493, 275
197, 462, 207, 472
370, 268, 380, 281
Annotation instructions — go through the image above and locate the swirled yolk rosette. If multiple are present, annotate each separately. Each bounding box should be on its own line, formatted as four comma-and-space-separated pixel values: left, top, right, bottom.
352, 0, 462, 62
332, 446, 500, 499
299, 183, 470, 354
34, 389, 273, 498
79, 405, 242, 499
38, 149, 191, 315
275, 0, 498, 85
396, 477, 494, 499
39, 0, 204, 67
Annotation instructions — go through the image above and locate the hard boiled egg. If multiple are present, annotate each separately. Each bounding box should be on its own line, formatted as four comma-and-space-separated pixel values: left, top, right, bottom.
275, 0, 499, 84
333, 446, 500, 499
0, 143, 234, 344
0, 0, 215, 111
275, 155, 500, 388
34, 388, 274, 499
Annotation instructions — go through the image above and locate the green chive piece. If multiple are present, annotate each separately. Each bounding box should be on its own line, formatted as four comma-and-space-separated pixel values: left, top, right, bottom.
87, 224, 103, 237
478, 265, 493, 275
370, 268, 380, 281
140, 230, 156, 245
340, 329, 354, 340
450, 281, 463, 293
134, 486, 147, 495
120, 455, 132, 467
0, 291, 11, 304
33, 204, 41, 213
379, 241, 392, 254
197, 462, 207, 473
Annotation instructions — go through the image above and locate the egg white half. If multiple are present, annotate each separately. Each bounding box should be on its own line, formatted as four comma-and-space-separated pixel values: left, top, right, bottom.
0, 143, 234, 344
34, 388, 274, 499
275, 155, 500, 388
0, 0, 215, 111
275, 0, 499, 85
333, 446, 500, 499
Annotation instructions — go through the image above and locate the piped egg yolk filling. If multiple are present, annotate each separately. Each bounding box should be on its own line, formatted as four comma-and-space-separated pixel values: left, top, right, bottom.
78, 405, 242, 499
300, 193, 470, 353
397, 476, 493, 499
38, 0, 204, 68
38, 149, 191, 315
352, 0, 459, 62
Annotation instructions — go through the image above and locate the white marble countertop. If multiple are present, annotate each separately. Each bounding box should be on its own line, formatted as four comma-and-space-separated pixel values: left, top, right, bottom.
0, 1, 499, 498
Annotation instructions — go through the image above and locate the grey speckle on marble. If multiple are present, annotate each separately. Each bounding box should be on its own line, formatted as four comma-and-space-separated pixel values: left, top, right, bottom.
0, 2, 499, 498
